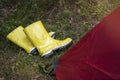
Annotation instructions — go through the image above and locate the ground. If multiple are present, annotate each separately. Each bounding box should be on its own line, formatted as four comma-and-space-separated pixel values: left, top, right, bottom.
0, 0, 120, 80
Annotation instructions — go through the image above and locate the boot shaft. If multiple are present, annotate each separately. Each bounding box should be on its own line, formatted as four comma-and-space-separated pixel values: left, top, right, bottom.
7, 26, 35, 53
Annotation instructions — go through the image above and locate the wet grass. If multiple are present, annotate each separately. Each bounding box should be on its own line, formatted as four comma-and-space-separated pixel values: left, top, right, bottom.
0, 0, 120, 80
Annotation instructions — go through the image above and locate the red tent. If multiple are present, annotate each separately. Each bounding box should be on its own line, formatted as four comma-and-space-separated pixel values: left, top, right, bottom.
56, 7, 120, 80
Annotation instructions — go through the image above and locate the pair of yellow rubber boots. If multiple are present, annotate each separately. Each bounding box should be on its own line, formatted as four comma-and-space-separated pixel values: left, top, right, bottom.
7, 21, 72, 57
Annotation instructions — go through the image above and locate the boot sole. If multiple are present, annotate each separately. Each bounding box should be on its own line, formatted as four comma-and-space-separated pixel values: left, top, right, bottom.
42, 40, 73, 57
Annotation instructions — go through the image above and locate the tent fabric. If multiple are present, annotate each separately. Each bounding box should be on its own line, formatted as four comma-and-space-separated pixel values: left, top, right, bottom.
56, 7, 120, 80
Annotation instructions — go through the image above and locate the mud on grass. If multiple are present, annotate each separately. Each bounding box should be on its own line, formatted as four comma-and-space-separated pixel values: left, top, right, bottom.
0, 0, 120, 80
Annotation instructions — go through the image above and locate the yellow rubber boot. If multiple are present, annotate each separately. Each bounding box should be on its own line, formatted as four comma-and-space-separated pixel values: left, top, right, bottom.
6, 26, 35, 54
24, 21, 72, 57
6, 26, 56, 55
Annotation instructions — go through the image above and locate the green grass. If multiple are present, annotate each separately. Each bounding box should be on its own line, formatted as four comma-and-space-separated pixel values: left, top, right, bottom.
0, 0, 120, 80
